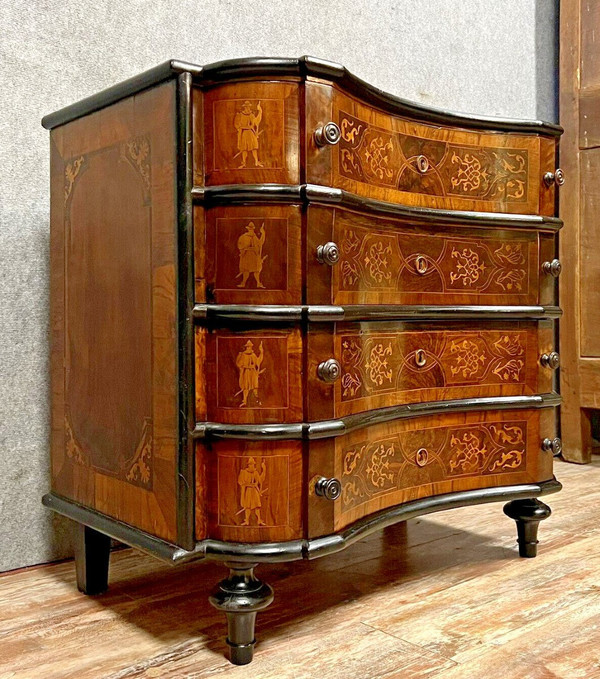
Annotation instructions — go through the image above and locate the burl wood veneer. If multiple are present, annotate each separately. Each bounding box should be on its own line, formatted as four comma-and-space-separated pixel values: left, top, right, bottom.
43, 57, 563, 666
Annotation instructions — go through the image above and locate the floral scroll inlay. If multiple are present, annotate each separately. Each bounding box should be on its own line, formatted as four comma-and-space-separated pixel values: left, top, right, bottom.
365, 343, 393, 387
126, 418, 153, 488
339, 421, 528, 512
64, 157, 84, 204
364, 241, 393, 284
449, 339, 488, 378
450, 248, 486, 287
120, 136, 151, 197
450, 152, 490, 193
337, 111, 530, 203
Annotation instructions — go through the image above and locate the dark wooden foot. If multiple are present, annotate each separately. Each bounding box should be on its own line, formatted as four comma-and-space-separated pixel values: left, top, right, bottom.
209, 562, 274, 665
503, 498, 551, 558
74, 524, 111, 594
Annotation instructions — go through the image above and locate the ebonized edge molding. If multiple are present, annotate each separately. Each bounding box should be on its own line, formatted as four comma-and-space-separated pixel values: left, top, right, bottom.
192, 184, 564, 231
42, 478, 562, 565
193, 304, 563, 323
192, 393, 562, 441
42, 56, 562, 135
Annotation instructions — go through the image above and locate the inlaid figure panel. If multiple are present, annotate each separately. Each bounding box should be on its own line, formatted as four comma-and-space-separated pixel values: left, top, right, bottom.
307, 207, 542, 306
195, 205, 302, 305
307, 321, 552, 419
197, 327, 303, 424
202, 82, 300, 186
306, 82, 557, 215
308, 408, 553, 535
197, 440, 303, 543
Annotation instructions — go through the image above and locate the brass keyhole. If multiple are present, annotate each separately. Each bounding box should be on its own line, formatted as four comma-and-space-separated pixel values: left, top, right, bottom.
415, 448, 429, 467
415, 349, 427, 367
416, 155, 430, 173
415, 255, 428, 275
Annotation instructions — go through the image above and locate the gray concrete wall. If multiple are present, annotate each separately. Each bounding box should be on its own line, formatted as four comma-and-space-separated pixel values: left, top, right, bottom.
0, 0, 558, 572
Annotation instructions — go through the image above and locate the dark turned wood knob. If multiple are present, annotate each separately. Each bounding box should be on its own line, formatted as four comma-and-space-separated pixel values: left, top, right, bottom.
542, 437, 562, 456
540, 352, 560, 369
316, 241, 340, 266
317, 358, 341, 383
314, 122, 341, 147
542, 259, 561, 277
315, 476, 342, 501
544, 168, 565, 187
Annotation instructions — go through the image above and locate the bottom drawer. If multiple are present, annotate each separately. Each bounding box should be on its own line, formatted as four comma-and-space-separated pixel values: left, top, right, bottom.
308, 408, 555, 537
194, 408, 556, 544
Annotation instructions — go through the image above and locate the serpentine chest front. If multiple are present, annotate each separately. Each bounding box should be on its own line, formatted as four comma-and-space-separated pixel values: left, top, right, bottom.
43, 57, 563, 666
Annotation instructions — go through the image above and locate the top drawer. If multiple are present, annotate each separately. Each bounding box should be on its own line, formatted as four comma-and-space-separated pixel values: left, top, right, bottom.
306, 82, 558, 216
196, 81, 557, 215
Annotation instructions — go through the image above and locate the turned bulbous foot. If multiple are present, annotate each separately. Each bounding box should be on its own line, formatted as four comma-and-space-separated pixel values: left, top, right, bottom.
209, 562, 274, 665
503, 498, 551, 558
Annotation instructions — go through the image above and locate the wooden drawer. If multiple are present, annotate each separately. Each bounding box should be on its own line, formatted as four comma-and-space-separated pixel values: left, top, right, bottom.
308, 321, 556, 419
308, 408, 556, 536
307, 205, 553, 306
306, 82, 558, 216
194, 203, 558, 307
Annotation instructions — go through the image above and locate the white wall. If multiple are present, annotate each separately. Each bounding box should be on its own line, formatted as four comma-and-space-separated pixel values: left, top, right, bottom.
0, 0, 558, 572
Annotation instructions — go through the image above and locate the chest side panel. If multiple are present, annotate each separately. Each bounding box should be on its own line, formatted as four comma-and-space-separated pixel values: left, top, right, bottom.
49, 81, 179, 542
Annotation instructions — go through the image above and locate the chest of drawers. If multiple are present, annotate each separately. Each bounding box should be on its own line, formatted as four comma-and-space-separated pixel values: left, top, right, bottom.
42, 57, 563, 665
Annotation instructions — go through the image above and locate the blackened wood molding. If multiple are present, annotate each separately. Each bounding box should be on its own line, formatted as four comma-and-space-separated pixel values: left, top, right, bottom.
42, 56, 563, 135
43, 477, 562, 565
192, 184, 564, 230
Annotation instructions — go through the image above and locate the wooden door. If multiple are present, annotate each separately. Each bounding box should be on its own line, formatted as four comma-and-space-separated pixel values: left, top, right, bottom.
560, 0, 600, 462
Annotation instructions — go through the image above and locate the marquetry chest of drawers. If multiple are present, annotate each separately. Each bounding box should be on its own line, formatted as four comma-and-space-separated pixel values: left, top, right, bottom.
43, 56, 563, 665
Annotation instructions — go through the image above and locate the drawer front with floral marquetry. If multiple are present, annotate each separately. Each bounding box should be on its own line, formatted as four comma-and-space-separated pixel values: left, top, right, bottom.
305, 82, 558, 216
307, 321, 556, 419
307, 407, 556, 536
307, 206, 553, 306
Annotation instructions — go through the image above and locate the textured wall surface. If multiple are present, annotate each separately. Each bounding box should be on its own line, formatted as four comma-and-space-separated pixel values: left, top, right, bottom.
0, 0, 558, 572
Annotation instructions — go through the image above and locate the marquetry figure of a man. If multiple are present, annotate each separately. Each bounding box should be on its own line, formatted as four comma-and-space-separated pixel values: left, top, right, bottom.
235, 340, 264, 407
238, 457, 267, 526
234, 100, 264, 168
236, 222, 266, 288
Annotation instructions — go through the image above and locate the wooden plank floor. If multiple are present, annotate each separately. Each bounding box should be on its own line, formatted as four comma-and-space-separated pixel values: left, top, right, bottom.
2, 459, 600, 679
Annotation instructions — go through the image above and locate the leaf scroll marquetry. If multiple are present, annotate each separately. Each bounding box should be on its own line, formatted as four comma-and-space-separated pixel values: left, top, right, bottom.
338, 222, 529, 296
338, 111, 529, 203
340, 421, 527, 511
338, 329, 528, 403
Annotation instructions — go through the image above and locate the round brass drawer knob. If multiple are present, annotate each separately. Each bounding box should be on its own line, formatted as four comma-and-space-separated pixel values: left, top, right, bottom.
316, 241, 340, 266
542, 259, 561, 278
315, 476, 342, 501
542, 437, 563, 456
544, 168, 565, 187
414, 349, 427, 367
317, 358, 341, 383
315, 122, 341, 147
540, 351, 560, 370
315, 476, 342, 500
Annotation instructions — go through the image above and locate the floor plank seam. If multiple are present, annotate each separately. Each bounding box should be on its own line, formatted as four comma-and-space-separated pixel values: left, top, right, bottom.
358, 621, 460, 667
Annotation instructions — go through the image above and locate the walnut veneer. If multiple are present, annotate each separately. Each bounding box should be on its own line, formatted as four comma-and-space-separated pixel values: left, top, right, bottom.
43, 57, 563, 666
